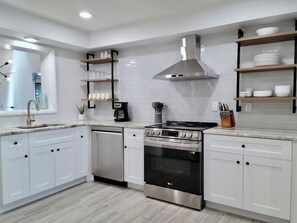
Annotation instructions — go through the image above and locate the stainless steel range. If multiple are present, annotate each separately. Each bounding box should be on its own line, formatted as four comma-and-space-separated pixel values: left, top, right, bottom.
144, 121, 217, 210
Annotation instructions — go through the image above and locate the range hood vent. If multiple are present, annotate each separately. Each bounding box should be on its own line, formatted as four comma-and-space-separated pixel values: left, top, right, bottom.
154, 35, 219, 80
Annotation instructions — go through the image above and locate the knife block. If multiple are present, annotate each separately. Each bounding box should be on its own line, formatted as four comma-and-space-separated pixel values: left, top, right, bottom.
220, 110, 235, 128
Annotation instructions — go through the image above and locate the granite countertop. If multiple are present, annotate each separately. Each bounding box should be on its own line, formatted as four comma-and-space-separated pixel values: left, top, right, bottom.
0, 120, 151, 137
204, 127, 297, 141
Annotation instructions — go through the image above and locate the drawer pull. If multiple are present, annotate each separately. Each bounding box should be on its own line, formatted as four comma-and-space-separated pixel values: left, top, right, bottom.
51, 149, 54, 152
124, 146, 127, 148
246, 162, 250, 166
81, 135, 83, 138
57, 148, 60, 152
14, 141, 18, 145
133, 134, 136, 137
236, 161, 240, 164
167, 182, 173, 186
241, 145, 245, 148
24, 155, 28, 158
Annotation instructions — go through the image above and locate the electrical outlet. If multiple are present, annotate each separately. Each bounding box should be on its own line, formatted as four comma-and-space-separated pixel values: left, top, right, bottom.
245, 103, 252, 112
212, 102, 219, 112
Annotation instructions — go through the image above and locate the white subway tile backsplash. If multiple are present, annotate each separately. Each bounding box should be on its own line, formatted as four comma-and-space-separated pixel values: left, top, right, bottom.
91, 20, 297, 130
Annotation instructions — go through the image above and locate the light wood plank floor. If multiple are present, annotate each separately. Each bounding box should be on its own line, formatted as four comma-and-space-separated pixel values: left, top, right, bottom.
0, 182, 264, 223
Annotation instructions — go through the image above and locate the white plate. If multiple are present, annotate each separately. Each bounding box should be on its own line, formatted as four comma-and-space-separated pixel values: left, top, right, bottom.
253, 91, 272, 97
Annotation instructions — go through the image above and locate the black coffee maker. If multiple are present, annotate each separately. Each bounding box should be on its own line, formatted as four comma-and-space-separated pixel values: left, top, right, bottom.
114, 102, 130, 122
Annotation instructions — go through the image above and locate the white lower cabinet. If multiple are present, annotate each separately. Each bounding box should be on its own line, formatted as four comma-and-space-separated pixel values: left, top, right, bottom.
75, 126, 89, 178
30, 145, 55, 195
243, 155, 291, 220
204, 151, 243, 208
124, 128, 144, 185
55, 142, 76, 186
0, 134, 29, 204
0, 127, 89, 206
29, 130, 77, 194
204, 134, 292, 220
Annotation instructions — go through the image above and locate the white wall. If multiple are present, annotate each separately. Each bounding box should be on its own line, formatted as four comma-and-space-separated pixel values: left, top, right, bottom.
0, 48, 85, 127
91, 20, 297, 130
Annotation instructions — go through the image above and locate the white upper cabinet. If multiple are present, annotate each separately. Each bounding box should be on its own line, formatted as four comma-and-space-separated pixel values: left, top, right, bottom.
0, 134, 29, 204
124, 128, 144, 185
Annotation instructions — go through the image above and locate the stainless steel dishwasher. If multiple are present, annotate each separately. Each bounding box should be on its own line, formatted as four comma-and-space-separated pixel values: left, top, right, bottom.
91, 126, 124, 182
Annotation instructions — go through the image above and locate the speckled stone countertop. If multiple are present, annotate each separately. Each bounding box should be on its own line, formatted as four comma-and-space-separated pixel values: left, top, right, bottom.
0, 120, 150, 137
204, 127, 297, 141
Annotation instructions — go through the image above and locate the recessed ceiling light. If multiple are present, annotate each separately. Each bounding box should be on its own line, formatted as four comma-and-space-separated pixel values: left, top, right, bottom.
24, 37, 38, 43
79, 11, 92, 19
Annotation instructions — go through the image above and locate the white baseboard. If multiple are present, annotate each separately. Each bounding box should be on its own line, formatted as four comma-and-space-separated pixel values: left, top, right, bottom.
128, 182, 144, 191
206, 201, 289, 223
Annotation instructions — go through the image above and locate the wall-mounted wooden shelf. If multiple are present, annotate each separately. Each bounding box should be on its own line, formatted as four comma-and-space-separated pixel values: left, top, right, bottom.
234, 97, 297, 101
81, 58, 118, 64
81, 79, 119, 82
235, 64, 297, 73
82, 98, 119, 102
236, 31, 297, 46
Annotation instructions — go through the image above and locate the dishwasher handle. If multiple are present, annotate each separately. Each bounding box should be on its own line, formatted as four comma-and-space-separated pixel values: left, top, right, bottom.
92, 130, 122, 136
91, 126, 122, 133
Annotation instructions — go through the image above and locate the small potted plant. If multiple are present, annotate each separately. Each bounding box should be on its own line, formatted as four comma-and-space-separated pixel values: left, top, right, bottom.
76, 104, 87, 120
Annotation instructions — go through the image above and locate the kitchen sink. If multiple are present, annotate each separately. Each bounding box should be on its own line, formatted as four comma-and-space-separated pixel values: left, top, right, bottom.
16, 124, 65, 129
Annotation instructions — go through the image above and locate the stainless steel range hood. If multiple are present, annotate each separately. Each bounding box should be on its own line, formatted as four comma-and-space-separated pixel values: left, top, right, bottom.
154, 35, 219, 80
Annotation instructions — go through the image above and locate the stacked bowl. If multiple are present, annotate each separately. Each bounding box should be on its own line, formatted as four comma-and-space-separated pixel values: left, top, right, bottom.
254, 52, 280, 67
275, 85, 290, 97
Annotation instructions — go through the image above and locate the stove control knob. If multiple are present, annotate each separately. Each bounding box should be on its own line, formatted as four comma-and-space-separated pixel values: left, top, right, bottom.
146, 129, 151, 135
186, 132, 192, 138
192, 132, 199, 139
150, 129, 155, 135
155, 130, 161, 136
180, 131, 186, 138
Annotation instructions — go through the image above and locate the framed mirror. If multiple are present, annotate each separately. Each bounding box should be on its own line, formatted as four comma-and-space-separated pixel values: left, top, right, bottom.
0, 36, 57, 116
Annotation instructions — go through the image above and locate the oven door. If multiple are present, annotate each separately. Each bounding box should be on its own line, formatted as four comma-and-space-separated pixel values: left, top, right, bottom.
144, 138, 202, 195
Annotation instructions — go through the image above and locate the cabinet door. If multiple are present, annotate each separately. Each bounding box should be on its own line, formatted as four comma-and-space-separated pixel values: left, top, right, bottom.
204, 151, 243, 208
244, 156, 291, 220
1, 134, 29, 204
55, 141, 76, 186
75, 127, 89, 178
124, 129, 144, 185
30, 145, 55, 195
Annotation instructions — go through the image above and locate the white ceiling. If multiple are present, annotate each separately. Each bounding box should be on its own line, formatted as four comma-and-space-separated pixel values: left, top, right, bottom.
0, 0, 227, 32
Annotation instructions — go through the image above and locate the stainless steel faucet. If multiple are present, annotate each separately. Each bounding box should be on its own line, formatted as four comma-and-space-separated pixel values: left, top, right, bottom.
27, 100, 40, 126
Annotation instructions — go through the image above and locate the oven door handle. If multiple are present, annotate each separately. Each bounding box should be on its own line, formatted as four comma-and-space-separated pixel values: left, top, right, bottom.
144, 138, 201, 152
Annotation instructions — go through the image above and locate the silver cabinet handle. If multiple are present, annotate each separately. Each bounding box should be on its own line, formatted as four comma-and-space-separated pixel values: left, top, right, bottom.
167, 182, 173, 186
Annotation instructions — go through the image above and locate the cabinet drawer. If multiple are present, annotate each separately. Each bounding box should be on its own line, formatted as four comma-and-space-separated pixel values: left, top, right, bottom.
29, 128, 76, 148
204, 135, 244, 154
1, 134, 28, 153
124, 129, 144, 147
205, 134, 292, 160
242, 138, 292, 161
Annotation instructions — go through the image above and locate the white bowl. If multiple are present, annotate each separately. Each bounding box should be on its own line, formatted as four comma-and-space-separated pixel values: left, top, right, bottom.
253, 90, 272, 97
256, 27, 279, 36
275, 85, 290, 92
239, 92, 247, 97
275, 92, 290, 97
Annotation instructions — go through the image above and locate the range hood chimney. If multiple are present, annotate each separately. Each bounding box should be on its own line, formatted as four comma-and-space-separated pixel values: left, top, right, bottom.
154, 34, 219, 80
